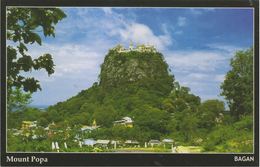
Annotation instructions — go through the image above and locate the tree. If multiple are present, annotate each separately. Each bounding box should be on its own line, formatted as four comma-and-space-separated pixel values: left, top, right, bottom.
7, 107, 42, 128
7, 8, 66, 93
221, 48, 253, 120
167, 108, 198, 142
7, 87, 32, 112
93, 105, 117, 127
134, 105, 170, 136
197, 99, 225, 129
162, 81, 201, 113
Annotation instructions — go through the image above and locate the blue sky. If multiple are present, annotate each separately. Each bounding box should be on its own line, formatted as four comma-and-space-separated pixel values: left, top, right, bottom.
25, 8, 253, 106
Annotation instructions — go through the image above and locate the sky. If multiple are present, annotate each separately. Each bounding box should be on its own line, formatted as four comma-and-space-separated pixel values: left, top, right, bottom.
24, 7, 253, 106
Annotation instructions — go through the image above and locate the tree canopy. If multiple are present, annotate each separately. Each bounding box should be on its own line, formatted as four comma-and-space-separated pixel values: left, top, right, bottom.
7, 87, 32, 112
7, 8, 66, 93
221, 48, 253, 120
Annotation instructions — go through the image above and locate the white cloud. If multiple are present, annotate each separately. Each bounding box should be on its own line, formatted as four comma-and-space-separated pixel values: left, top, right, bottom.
28, 42, 111, 83
165, 50, 226, 71
163, 44, 243, 102
56, 8, 128, 41
60, 8, 172, 51
81, 9, 173, 50
173, 72, 226, 102
164, 48, 233, 101
185, 73, 226, 83
177, 16, 187, 27
207, 43, 245, 54
186, 73, 210, 80
27, 41, 112, 105
118, 23, 172, 50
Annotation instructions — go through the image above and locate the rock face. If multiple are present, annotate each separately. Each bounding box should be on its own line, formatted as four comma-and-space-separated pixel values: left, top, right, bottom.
99, 45, 174, 94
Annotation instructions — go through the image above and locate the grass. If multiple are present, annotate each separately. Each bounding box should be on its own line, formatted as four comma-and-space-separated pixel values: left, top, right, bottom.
112, 147, 171, 152
111, 146, 204, 153
175, 146, 203, 153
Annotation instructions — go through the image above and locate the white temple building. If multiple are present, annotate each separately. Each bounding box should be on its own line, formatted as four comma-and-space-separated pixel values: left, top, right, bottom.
111, 42, 157, 53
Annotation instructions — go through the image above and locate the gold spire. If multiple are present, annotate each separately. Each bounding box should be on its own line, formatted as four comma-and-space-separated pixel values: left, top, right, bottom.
92, 119, 97, 127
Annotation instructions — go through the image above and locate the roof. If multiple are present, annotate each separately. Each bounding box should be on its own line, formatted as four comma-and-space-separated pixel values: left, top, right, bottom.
81, 125, 99, 131
110, 140, 120, 144
96, 140, 110, 144
149, 140, 161, 144
122, 117, 133, 123
83, 139, 96, 145
125, 140, 139, 144
81, 126, 94, 131
114, 117, 133, 124
162, 139, 174, 143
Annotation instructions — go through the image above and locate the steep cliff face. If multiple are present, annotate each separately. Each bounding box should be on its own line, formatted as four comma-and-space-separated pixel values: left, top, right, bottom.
99, 48, 174, 95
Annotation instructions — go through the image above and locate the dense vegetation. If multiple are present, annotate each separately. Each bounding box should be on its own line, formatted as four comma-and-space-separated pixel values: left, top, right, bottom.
221, 48, 253, 120
7, 46, 254, 153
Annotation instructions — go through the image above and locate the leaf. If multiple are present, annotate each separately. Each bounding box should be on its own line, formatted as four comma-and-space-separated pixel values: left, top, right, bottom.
55, 8, 67, 20
23, 78, 41, 92
17, 43, 28, 53
33, 54, 55, 74
29, 32, 42, 45
7, 46, 17, 60
7, 8, 66, 93
17, 55, 33, 72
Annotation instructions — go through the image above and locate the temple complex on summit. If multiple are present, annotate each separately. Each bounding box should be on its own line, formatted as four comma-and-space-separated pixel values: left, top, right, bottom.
111, 42, 157, 53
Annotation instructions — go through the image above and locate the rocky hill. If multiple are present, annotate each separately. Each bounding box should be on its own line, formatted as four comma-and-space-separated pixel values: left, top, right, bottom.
99, 44, 174, 94
44, 44, 175, 127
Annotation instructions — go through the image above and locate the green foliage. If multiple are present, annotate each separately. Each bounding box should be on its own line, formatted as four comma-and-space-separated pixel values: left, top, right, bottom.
233, 115, 253, 131
200, 47, 254, 152
162, 81, 201, 113
7, 130, 51, 152
7, 87, 32, 112
7, 8, 66, 93
221, 48, 253, 120
7, 107, 42, 129
203, 115, 253, 153
197, 99, 225, 129
134, 105, 170, 136
167, 109, 199, 142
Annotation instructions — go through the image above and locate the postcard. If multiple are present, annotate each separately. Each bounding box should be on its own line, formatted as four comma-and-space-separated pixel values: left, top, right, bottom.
1, 0, 259, 166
